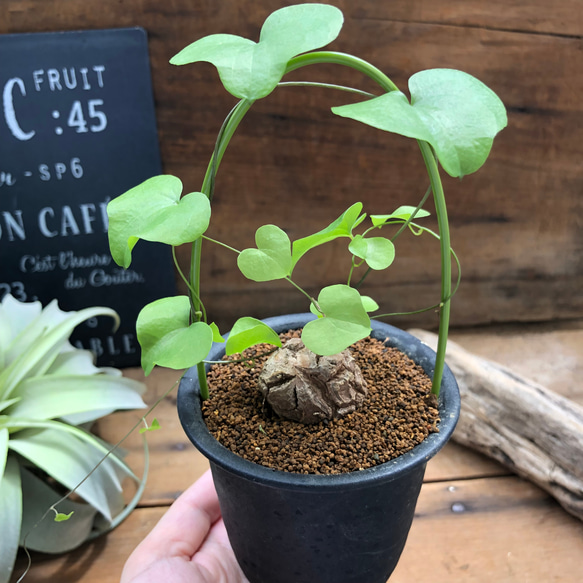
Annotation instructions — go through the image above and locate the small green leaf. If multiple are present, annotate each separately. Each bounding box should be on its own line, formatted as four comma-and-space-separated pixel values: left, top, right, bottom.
361, 296, 380, 313
209, 322, 225, 343
107, 175, 211, 268
170, 4, 344, 100
292, 203, 364, 268
54, 510, 74, 522
225, 318, 282, 356
137, 297, 213, 375
139, 418, 161, 434
332, 69, 507, 178
371, 206, 430, 226
302, 285, 371, 355
349, 235, 395, 270
237, 225, 292, 282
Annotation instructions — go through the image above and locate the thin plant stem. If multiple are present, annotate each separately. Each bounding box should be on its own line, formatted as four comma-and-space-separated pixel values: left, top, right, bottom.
418, 142, 451, 395
202, 235, 241, 255
278, 81, 374, 98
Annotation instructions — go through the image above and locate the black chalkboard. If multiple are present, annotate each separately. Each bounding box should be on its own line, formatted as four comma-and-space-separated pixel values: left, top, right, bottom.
0, 27, 176, 368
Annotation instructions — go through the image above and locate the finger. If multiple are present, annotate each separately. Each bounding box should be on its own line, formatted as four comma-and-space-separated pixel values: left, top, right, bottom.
130, 469, 221, 562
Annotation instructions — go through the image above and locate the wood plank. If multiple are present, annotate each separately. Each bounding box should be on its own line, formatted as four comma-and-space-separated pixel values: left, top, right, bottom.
348, 0, 583, 37
1, 2, 581, 327
392, 476, 583, 582
450, 320, 583, 404
12, 475, 583, 583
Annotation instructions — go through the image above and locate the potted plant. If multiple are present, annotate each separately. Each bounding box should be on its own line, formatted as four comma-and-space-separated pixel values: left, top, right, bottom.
0, 294, 147, 583
106, 4, 506, 582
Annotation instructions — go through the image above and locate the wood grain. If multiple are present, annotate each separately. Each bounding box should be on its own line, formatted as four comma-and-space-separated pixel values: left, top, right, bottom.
412, 328, 583, 522
1, 1, 581, 329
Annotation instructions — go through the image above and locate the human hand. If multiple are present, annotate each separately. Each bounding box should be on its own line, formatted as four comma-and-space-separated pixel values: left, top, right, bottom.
121, 469, 249, 583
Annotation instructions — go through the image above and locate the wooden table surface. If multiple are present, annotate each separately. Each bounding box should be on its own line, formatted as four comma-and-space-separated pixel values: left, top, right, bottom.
11, 320, 583, 583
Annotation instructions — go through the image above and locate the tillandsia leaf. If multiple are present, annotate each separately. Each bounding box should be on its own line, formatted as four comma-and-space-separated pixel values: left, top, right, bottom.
349, 235, 396, 270
45, 348, 103, 376
18, 465, 97, 553
225, 317, 282, 356
170, 4, 344, 100
332, 69, 507, 178
302, 285, 371, 355
0, 427, 7, 481
136, 296, 214, 375
107, 175, 211, 269
0, 456, 21, 583
8, 428, 124, 522
371, 205, 431, 226
292, 202, 365, 269
237, 225, 293, 282
0, 302, 119, 401
7, 375, 146, 422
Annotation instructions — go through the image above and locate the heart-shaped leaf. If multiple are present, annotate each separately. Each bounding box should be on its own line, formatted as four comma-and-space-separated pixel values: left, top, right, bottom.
136, 296, 213, 375
237, 225, 293, 282
225, 317, 282, 356
170, 4, 344, 99
292, 202, 365, 269
332, 69, 507, 178
371, 206, 430, 226
310, 294, 378, 316
302, 285, 371, 355
108, 175, 211, 268
349, 235, 395, 270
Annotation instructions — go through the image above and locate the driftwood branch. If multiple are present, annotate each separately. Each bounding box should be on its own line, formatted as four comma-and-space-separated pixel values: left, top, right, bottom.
409, 329, 583, 522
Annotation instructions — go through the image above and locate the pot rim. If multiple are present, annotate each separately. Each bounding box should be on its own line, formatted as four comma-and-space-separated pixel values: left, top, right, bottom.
178, 313, 460, 492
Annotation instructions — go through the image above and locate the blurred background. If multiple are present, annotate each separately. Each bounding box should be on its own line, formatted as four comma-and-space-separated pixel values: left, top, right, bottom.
3, 0, 581, 333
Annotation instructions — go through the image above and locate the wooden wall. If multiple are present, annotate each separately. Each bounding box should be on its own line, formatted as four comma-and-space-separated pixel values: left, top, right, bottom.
2, 1, 582, 331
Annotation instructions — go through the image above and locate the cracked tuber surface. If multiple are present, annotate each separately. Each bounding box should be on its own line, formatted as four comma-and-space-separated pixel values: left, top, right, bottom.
257, 338, 368, 424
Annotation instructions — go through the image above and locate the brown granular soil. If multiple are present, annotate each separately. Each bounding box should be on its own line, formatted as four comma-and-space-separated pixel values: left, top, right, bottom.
202, 331, 440, 474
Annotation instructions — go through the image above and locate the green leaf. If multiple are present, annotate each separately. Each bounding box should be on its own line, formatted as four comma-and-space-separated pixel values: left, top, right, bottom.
237, 225, 292, 282
332, 69, 507, 178
107, 175, 211, 268
361, 296, 380, 313
225, 318, 282, 356
8, 428, 124, 522
0, 428, 8, 483
302, 285, 371, 355
349, 235, 396, 270
371, 206, 430, 226
136, 297, 214, 375
292, 203, 364, 268
54, 510, 75, 522
209, 322, 225, 343
8, 375, 146, 422
0, 456, 21, 583
170, 4, 344, 99
310, 294, 379, 316
139, 418, 161, 434
1, 418, 138, 483
0, 304, 119, 402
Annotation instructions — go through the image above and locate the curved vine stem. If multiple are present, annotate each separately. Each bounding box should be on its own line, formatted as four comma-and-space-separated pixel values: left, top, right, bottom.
418, 142, 451, 395
190, 50, 451, 397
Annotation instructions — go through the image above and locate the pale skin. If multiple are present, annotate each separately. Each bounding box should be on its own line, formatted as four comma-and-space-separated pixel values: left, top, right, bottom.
121, 470, 249, 583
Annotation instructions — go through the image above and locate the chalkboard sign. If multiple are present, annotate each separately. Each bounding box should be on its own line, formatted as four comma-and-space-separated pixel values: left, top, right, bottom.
0, 27, 176, 367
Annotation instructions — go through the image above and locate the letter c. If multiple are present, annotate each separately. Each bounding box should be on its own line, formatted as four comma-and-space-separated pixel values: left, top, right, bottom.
3, 78, 35, 141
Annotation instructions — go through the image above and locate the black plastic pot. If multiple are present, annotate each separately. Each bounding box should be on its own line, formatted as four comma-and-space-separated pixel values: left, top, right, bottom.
178, 313, 460, 583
